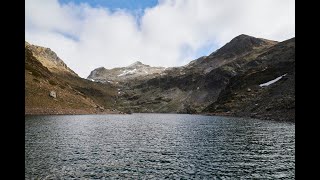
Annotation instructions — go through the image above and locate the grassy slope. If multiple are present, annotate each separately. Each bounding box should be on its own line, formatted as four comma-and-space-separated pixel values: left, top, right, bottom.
25, 44, 119, 115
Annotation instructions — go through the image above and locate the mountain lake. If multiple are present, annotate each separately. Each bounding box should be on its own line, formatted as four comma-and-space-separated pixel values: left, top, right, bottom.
25, 114, 295, 179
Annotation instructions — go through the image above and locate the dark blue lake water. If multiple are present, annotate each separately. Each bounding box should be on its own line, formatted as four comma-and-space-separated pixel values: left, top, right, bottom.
25, 114, 295, 179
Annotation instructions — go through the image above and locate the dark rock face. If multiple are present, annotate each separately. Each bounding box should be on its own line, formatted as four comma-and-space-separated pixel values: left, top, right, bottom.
202, 38, 295, 122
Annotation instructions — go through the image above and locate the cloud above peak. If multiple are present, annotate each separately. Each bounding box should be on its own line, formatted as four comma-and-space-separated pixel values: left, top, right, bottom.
26, 0, 295, 78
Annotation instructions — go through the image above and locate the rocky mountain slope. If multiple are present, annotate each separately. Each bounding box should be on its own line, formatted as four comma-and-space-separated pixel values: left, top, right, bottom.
183, 34, 278, 74
88, 61, 165, 84
87, 34, 294, 121
25, 42, 78, 76
203, 38, 295, 121
25, 42, 120, 115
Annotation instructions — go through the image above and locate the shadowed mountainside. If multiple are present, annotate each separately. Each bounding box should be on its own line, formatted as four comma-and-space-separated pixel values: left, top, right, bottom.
202, 38, 295, 121
88, 34, 294, 121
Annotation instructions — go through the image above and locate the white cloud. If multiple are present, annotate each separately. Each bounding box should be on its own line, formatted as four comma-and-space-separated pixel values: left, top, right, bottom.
25, 0, 295, 78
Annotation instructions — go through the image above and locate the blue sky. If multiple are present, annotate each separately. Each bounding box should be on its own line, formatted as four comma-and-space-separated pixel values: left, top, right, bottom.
59, 0, 158, 11
26, 0, 295, 78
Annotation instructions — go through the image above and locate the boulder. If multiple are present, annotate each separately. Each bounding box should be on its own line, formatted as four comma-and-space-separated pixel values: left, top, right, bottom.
49, 91, 56, 98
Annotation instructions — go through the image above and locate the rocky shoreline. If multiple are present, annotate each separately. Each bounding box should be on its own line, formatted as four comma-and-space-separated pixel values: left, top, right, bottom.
202, 112, 294, 122
25, 107, 129, 115
25, 109, 294, 122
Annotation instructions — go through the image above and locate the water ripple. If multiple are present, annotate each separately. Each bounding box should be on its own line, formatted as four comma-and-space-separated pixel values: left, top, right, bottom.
25, 114, 295, 179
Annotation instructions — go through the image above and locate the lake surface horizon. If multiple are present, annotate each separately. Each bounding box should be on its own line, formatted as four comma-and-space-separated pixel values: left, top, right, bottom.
25, 114, 295, 179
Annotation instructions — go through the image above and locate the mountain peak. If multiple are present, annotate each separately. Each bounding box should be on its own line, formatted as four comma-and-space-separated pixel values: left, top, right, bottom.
234, 34, 253, 39
96, 66, 106, 70
129, 61, 144, 66
230, 34, 265, 40
128, 61, 150, 68
210, 34, 277, 57
229, 34, 265, 45
25, 42, 78, 76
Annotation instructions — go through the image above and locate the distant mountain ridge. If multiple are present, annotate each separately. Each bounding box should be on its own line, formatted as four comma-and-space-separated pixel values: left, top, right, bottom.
87, 61, 166, 83
87, 34, 278, 83
184, 34, 278, 74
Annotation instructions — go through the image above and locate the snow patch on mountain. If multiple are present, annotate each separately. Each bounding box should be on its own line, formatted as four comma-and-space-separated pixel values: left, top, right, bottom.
259, 74, 287, 87
118, 69, 137, 77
